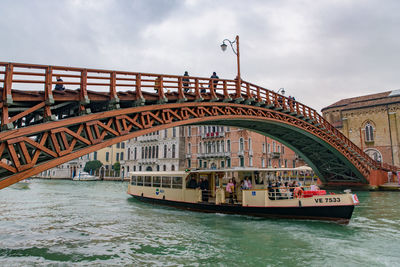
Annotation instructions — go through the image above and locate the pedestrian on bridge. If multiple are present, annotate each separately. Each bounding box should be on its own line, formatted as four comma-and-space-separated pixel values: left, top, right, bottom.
206, 72, 219, 93
183, 71, 190, 92
54, 76, 65, 91
210, 72, 219, 86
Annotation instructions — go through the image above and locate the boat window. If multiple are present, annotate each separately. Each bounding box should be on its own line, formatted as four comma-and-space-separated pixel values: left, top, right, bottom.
162, 176, 171, 188
144, 176, 152, 187
255, 172, 263, 185
153, 176, 161, 187
137, 176, 143, 186
131, 176, 137, 185
172, 176, 182, 189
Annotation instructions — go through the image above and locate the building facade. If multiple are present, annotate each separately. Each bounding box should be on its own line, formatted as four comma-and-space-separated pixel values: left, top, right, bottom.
322, 90, 400, 166
122, 127, 184, 177
183, 125, 302, 170
37, 142, 126, 179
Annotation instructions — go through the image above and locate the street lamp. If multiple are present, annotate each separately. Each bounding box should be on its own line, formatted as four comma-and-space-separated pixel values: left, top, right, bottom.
276, 88, 285, 95
220, 35, 241, 91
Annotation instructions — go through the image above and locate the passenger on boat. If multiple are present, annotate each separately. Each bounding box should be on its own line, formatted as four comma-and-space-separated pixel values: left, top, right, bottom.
244, 177, 252, 189
240, 180, 246, 190
226, 179, 235, 204
187, 177, 197, 189
199, 178, 209, 202
232, 179, 238, 203
310, 184, 320, 191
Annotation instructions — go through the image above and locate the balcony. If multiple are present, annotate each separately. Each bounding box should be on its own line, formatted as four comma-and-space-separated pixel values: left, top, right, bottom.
137, 158, 158, 164
201, 131, 225, 139
270, 152, 281, 158
197, 152, 231, 158
138, 135, 160, 142
237, 150, 244, 157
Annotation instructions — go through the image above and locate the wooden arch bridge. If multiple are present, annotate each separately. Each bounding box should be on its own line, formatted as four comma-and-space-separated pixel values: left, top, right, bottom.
0, 62, 396, 189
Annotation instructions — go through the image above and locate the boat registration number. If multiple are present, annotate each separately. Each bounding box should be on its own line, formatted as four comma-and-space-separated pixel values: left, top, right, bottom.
314, 197, 341, 203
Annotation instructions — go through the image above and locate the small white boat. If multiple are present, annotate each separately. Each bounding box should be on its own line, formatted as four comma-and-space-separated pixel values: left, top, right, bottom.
73, 172, 100, 181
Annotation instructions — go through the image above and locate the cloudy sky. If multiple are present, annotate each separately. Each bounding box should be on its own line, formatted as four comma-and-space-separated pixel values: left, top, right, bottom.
1, 0, 399, 112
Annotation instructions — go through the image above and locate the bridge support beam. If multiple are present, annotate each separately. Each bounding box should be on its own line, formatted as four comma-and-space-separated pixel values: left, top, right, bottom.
368, 169, 388, 189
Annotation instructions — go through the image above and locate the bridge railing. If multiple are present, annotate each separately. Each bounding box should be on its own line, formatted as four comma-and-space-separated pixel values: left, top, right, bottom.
0, 62, 395, 171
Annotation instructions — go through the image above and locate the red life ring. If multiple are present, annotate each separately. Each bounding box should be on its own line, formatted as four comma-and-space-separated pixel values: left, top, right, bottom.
294, 187, 303, 198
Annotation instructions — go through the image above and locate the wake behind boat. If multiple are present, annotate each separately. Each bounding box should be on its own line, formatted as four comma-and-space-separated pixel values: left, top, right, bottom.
73, 172, 100, 181
127, 168, 359, 224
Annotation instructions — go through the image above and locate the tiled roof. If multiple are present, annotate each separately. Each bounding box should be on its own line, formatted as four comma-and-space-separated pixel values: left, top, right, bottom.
321, 90, 400, 112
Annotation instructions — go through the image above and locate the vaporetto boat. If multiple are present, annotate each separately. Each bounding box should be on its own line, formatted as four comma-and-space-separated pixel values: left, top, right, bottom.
127, 168, 359, 224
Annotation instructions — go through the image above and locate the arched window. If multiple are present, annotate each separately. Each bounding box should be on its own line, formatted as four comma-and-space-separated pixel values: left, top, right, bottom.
127, 148, 131, 160
164, 145, 167, 158
171, 165, 175, 171
163, 165, 166, 171
156, 145, 159, 159
145, 147, 148, 159
239, 138, 244, 152
365, 123, 374, 142
172, 144, 176, 158
134, 147, 137, 160
188, 143, 191, 154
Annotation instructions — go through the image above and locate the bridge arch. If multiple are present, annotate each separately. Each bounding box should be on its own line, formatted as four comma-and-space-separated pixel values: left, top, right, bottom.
0, 102, 371, 188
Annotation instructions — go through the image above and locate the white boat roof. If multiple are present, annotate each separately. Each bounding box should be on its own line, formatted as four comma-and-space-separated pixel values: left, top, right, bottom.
128, 171, 188, 176
128, 167, 313, 176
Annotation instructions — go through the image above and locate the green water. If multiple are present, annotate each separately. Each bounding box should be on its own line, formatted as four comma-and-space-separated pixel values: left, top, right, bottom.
1, 180, 399, 266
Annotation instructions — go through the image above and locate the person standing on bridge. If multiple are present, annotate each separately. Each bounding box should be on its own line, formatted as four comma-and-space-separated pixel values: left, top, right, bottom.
210, 72, 219, 86
206, 72, 219, 93
183, 71, 190, 93
54, 76, 65, 91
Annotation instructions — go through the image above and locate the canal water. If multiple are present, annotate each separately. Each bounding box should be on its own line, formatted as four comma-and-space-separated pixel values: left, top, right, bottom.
1, 180, 399, 266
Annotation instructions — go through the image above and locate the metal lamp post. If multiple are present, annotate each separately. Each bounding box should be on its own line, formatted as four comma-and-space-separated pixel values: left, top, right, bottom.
221, 35, 241, 98
276, 88, 285, 95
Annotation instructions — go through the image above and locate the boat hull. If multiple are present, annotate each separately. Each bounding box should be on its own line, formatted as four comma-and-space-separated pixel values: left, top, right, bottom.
130, 194, 355, 224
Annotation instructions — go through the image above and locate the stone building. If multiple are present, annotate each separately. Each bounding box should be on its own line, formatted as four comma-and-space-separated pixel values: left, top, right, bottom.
122, 127, 184, 177
322, 90, 400, 166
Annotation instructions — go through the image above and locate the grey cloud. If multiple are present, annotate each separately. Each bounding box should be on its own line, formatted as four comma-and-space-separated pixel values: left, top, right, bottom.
1, 0, 399, 111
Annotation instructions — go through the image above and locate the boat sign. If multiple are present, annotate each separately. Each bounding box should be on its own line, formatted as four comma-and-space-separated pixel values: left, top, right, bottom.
252, 191, 256, 196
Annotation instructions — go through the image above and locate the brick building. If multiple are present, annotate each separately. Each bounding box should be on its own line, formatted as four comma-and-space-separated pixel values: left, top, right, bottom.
322, 90, 400, 166
183, 125, 302, 170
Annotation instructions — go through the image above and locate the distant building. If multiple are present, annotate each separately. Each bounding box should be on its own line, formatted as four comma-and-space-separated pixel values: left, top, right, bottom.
37, 142, 126, 179
183, 125, 303, 170
122, 127, 184, 178
322, 90, 400, 166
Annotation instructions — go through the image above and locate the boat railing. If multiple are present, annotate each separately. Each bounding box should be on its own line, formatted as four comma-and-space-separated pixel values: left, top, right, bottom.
267, 186, 327, 200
